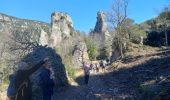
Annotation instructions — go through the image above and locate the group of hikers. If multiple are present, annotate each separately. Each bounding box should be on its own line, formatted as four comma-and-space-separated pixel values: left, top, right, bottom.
6, 56, 110, 100
83, 59, 110, 85
7, 57, 55, 100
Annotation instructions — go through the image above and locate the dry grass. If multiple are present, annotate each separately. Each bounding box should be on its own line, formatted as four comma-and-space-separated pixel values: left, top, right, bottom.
109, 43, 164, 70
0, 92, 7, 100
0, 84, 8, 100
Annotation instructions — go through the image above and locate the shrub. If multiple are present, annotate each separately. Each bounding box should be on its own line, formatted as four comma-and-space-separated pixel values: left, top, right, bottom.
84, 37, 98, 60
65, 66, 76, 79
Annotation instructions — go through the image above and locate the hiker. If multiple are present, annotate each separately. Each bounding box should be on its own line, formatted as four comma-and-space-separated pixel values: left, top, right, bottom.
100, 60, 106, 72
39, 60, 55, 100
90, 63, 93, 72
83, 62, 91, 85
7, 57, 49, 100
106, 58, 110, 66
91, 63, 97, 73
95, 63, 99, 73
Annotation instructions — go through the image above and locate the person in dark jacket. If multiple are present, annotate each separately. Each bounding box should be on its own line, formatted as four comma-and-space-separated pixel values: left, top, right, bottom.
39, 60, 54, 100
7, 57, 49, 100
106, 58, 110, 66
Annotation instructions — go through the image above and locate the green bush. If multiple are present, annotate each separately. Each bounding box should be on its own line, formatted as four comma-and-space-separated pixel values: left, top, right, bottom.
65, 66, 76, 79
88, 43, 98, 60
84, 37, 98, 60
61, 54, 75, 79
4, 78, 10, 84
0, 60, 12, 84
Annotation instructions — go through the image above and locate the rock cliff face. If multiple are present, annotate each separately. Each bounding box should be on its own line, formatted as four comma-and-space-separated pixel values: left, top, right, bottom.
0, 13, 51, 78
50, 12, 89, 68
50, 12, 74, 47
0, 13, 51, 46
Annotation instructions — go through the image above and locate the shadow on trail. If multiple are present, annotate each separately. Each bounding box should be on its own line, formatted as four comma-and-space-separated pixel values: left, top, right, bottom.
103, 50, 170, 100
54, 49, 170, 100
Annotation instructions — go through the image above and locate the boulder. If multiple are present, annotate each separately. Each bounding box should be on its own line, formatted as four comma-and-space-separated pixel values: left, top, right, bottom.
73, 42, 89, 68
22, 46, 68, 99
39, 29, 49, 46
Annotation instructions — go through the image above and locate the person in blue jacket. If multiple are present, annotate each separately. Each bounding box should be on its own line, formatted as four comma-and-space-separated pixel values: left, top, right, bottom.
39, 60, 55, 100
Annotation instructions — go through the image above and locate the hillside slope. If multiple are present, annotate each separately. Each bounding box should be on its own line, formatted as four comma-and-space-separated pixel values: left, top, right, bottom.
105, 44, 170, 99
0, 13, 50, 44
52, 44, 170, 100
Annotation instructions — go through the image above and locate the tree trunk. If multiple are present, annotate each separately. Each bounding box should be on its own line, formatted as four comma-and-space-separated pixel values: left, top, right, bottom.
165, 30, 168, 46
120, 44, 123, 58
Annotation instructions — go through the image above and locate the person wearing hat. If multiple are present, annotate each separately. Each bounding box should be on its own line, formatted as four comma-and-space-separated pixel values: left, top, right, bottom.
7, 57, 49, 100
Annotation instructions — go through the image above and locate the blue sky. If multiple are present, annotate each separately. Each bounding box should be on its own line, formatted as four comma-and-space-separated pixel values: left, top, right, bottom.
0, 0, 170, 33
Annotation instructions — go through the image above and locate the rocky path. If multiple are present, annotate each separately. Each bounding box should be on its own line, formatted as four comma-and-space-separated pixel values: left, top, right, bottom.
53, 68, 138, 100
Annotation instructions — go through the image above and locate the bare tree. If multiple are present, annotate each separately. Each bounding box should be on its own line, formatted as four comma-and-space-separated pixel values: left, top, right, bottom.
158, 6, 170, 46
107, 0, 128, 58
8, 27, 41, 60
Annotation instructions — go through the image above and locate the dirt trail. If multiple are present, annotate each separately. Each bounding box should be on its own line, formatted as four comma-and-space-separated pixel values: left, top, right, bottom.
53, 70, 113, 100
53, 68, 137, 100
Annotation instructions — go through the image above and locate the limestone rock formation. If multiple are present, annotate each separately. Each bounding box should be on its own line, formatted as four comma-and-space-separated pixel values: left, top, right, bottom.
94, 11, 108, 33
22, 46, 68, 99
39, 29, 49, 46
91, 11, 112, 59
93, 11, 111, 43
50, 12, 74, 47
23, 46, 68, 85
73, 42, 89, 68
0, 13, 51, 46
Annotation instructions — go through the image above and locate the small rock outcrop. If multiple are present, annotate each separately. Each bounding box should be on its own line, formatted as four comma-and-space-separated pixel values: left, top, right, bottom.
73, 42, 89, 68
39, 29, 49, 46
50, 12, 74, 47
